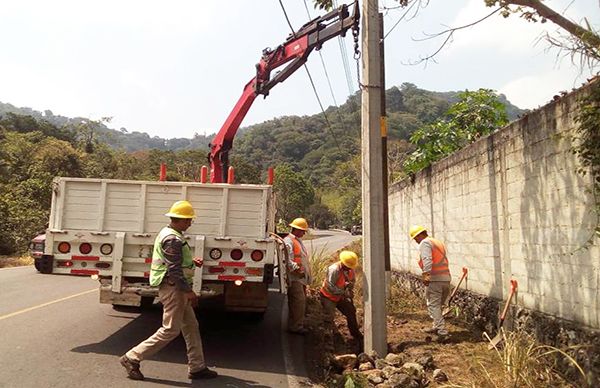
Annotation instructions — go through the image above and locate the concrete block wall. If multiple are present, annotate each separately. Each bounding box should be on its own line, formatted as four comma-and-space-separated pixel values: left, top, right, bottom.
388, 82, 600, 329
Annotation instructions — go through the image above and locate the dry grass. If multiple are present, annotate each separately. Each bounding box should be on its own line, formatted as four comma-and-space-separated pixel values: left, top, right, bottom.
470, 330, 587, 388
0, 255, 34, 268
303, 239, 586, 387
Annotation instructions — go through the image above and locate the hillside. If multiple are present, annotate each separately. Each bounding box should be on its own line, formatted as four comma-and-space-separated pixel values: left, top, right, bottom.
0, 83, 525, 253
0, 83, 524, 156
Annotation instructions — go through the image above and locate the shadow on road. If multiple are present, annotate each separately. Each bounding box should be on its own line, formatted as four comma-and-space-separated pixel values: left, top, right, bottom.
71, 292, 289, 376
141, 375, 272, 388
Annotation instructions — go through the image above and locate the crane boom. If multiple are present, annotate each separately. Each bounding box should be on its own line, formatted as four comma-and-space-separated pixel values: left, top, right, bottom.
209, 1, 360, 183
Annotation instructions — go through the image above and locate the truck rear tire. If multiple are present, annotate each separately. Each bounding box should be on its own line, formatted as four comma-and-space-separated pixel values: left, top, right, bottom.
247, 311, 265, 322
34, 260, 42, 272
39, 255, 53, 274
140, 296, 155, 309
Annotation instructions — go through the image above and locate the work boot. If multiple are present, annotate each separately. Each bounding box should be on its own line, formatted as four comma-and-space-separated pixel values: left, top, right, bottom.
120, 355, 144, 380
189, 367, 218, 379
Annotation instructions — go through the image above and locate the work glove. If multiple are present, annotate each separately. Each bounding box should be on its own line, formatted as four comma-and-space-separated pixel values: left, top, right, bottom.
422, 272, 431, 286
345, 289, 354, 300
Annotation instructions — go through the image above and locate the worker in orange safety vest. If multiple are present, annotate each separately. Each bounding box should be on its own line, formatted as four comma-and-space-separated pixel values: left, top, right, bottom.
410, 225, 451, 336
283, 217, 311, 335
320, 250, 363, 343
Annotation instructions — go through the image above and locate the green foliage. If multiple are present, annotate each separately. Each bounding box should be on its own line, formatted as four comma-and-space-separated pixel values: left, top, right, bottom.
0, 84, 524, 252
574, 81, 600, 240
307, 201, 336, 229
273, 164, 315, 223
404, 88, 508, 174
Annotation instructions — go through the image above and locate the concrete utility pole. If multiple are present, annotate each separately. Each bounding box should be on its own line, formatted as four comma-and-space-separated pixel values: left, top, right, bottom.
361, 0, 387, 355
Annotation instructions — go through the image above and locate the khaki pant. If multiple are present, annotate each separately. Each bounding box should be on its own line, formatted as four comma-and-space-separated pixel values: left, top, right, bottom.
425, 281, 450, 330
287, 280, 306, 331
126, 282, 206, 373
320, 294, 362, 339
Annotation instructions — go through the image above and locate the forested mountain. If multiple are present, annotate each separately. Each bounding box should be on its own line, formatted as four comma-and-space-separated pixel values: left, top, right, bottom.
0, 102, 213, 152
0, 83, 525, 254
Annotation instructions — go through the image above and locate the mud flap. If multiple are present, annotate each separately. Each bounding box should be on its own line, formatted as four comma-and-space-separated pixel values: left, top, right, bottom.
224, 282, 268, 312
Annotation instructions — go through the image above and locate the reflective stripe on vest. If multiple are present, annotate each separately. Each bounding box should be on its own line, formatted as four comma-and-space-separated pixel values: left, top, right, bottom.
320, 262, 355, 302
149, 226, 194, 287
418, 237, 450, 277
289, 234, 304, 272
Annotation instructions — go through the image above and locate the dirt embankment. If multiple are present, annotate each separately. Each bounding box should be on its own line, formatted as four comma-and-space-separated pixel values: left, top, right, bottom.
301, 283, 579, 388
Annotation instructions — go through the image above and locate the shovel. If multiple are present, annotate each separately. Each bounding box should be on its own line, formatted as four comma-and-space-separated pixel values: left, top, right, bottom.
442, 267, 468, 317
487, 279, 518, 349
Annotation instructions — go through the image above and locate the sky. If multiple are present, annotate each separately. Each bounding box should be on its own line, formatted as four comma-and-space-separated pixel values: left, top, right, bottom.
0, 0, 597, 139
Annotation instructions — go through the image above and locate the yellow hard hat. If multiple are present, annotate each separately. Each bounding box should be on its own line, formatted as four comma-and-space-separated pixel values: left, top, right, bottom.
289, 217, 309, 231
409, 225, 427, 239
340, 250, 359, 269
165, 200, 196, 219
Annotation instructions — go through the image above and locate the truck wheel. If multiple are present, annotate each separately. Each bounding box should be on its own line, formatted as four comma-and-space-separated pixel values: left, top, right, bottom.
34, 260, 42, 272
246, 311, 265, 322
39, 256, 53, 274
140, 296, 155, 309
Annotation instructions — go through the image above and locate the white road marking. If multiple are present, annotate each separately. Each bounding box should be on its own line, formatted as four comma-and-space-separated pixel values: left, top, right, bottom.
281, 295, 305, 388
0, 289, 97, 321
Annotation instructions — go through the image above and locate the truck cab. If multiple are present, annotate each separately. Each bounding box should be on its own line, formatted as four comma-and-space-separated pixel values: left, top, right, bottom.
29, 233, 47, 272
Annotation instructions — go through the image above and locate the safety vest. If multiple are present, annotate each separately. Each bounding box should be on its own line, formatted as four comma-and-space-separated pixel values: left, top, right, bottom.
150, 226, 194, 287
418, 237, 450, 278
320, 262, 355, 303
288, 234, 304, 272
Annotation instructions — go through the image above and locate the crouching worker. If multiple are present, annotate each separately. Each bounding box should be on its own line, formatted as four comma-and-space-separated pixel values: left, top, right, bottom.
320, 251, 363, 343
120, 200, 217, 381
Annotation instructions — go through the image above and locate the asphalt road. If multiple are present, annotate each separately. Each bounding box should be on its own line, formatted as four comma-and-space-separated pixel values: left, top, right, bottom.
304, 229, 361, 257
0, 230, 359, 388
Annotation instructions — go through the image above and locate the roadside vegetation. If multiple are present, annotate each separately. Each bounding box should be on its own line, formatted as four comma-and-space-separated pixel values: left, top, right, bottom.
0, 255, 33, 268
0, 85, 523, 256
304, 242, 587, 388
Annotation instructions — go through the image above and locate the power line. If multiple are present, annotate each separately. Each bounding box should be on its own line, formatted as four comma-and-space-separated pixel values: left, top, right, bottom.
277, 0, 342, 151
302, 0, 356, 135
333, 0, 355, 95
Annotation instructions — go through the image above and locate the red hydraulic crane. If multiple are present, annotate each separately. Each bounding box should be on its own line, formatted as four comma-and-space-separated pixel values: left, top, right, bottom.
209, 1, 360, 183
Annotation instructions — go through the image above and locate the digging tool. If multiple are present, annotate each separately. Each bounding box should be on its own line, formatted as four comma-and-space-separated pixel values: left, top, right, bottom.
442, 267, 468, 317
487, 279, 518, 349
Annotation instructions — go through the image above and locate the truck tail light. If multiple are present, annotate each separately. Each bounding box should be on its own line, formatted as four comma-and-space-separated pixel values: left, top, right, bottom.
251, 250, 263, 262
230, 249, 243, 260
57, 260, 73, 267
57, 242, 71, 254
79, 243, 92, 254
209, 248, 222, 260
95, 262, 111, 269
245, 267, 262, 276
209, 267, 225, 273
100, 244, 113, 255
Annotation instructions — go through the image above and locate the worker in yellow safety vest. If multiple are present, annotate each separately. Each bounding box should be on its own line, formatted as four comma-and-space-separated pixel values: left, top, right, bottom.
410, 225, 451, 336
120, 200, 218, 381
283, 217, 311, 335
320, 250, 363, 342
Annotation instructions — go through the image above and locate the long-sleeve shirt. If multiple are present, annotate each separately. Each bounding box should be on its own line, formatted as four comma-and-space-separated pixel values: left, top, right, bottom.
418, 237, 451, 282
283, 234, 311, 285
161, 235, 192, 292
323, 262, 354, 297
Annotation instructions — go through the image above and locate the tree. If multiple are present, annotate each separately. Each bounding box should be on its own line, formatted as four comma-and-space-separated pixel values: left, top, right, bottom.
313, 0, 600, 68
273, 164, 315, 223
403, 89, 508, 173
